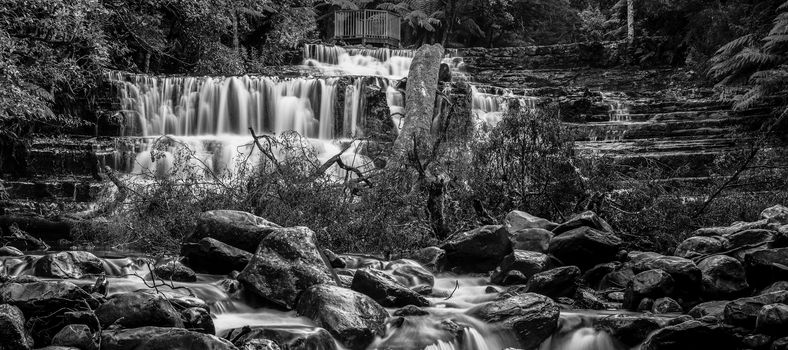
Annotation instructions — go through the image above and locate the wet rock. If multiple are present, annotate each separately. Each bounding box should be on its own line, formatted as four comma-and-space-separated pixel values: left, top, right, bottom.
640, 320, 738, 350
322, 249, 345, 268
652, 297, 682, 314
505, 210, 558, 231
440, 225, 512, 273
386, 259, 435, 289
153, 260, 196, 282
240, 339, 280, 350
638, 298, 655, 312
674, 236, 727, 259
623, 269, 674, 310
581, 262, 617, 289
724, 291, 788, 328
595, 314, 670, 347
238, 226, 337, 310
63, 310, 101, 333
552, 211, 613, 235
181, 238, 252, 274
0, 281, 99, 316
182, 307, 215, 335
0, 245, 24, 256
599, 266, 635, 291
351, 268, 429, 307
630, 254, 701, 293
467, 292, 560, 349
760, 281, 788, 295
188, 210, 280, 252
745, 248, 788, 288
409, 247, 446, 272
34, 251, 103, 279
756, 303, 788, 336
524, 266, 581, 299
51, 324, 98, 350
762, 205, 788, 224
102, 326, 237, 350
490, 250, 550, 285
95, 291, 184, 329
573, 287, 606, 310
741, 334, 773, 350
688, 300, 729, 321
392, 305, 429, 316
296, 284, 388, 350
698, 255, 749, 299
0, 304, 33, 350
224, 325, 335, 350
548, 226, 622, 270
728, 230, 780, 261
508, 228, 553, 253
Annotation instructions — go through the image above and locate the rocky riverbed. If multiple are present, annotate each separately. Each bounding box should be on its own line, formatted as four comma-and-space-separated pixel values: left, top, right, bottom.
1, 206, 787, 350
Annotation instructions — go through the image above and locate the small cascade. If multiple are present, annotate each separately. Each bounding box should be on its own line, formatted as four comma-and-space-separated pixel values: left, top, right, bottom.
303, 43, 414, 78
601, 92, 631, 122
470, 85, 539, 126
540, 312, 631, 350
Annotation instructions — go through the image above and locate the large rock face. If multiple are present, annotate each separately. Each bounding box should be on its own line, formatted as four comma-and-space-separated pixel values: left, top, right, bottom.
295, 284, 388, 350
440, 225, 512, 273
756, 303, 788, 336
490, 250, 551, 285
551, 211, 613, 235
505, 210, 558, 231
0, 304, 33, 350
102, 326, 237, 350
630, 254, 702, 293
467, 293, 559, 349
350, 268, 429, 307
698, 255, 749, 299
181, 238, 252, 274
238, 226, 337, 310
595, 314, 670, 347
640, 320, 737, 350
548, 226, 622, 270
508, 228, 553, 253
223, 325, 336, 350
745, 248, 788, 288
188, 210, 280, 252
0, 281, 99, 315
34, 251, 103, 279
95, 291, 184, 329
724, 291, 788, 328
762, 204, 788, 224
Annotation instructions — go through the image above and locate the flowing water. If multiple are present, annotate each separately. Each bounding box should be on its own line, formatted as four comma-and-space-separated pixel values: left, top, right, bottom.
1, 253, 637, 350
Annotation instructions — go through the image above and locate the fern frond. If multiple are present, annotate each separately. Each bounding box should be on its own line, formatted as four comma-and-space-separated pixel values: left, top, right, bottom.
711, 34, 756, 59
734, 85, 764, 110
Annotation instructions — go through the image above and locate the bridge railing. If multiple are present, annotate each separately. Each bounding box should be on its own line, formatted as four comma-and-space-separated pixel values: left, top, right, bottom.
334, 10, 401, 47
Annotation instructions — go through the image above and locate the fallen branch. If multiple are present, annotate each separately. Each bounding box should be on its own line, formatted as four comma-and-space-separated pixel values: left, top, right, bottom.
444, 280, 460, 300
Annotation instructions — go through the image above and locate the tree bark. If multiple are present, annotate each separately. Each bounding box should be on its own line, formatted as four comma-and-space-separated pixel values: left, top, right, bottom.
627, 0, 635, 44
233, 9, 240, 55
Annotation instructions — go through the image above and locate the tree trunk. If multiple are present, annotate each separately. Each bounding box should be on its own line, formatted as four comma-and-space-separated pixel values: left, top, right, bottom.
441, 0, 457, 47
626, 0, 635, 45
233, 9, 240, 55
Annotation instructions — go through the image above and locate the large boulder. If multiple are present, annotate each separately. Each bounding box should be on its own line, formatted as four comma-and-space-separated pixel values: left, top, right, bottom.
223, 326, 336, 350
95, 291, 184, 329
652, 297, 682, 314
238, 227, 337, 310
408, 247, 446, 272
595, 314, 670, 347
490, 250, 551, 285
0, 281, 99, 315
102, 326, 237, 350
508, 228, 553, 253
548, 226, 622, 270
552, 211, 613, 235
688, 300, 729, 321
760, 281, 788, 295
724, 291, 788, 328
34, 251, 103, 279
745, 248, 788, 288
295, 284, 388, 350
182, 307, 215, 335
524, 266, 581, 299
640, 320, 738, 350
698, 255, 749, 299
0, 304, 33, 350
181, 238, 252, 274
505, 210, 557, 231
440, 225, 512, 273
350, 268, 429, 307
467, 293, 559, 349
630, 254, 701, 294
154, 260, 197, 282
762, 205, 788, 224
727, 230, 780, 261
187, 210, 280, 252
674, 236, 727, 259
623, 269, 674, 310
756, 303, 788, 336
51, 324, 98, 350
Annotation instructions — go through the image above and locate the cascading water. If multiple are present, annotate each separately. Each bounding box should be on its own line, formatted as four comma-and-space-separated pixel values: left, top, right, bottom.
471, 85, 540, 126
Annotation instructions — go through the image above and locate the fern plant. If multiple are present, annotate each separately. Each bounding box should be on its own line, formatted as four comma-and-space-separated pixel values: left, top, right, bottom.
709, 1, 788, 117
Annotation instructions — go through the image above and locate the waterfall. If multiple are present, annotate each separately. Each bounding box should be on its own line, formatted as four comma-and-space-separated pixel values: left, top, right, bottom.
470, 85, 539, 126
